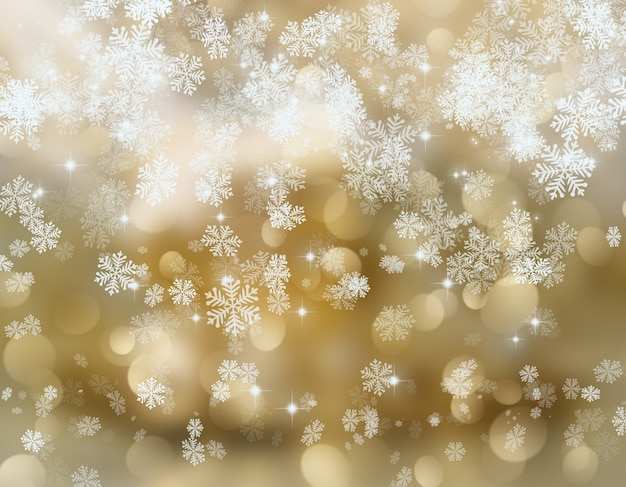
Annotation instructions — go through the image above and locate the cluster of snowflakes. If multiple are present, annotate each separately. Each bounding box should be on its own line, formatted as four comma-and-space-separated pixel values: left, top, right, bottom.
1, 0, 625, 485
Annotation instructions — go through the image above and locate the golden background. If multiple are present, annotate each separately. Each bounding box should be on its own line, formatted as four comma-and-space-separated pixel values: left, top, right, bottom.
1, 0, 625, 486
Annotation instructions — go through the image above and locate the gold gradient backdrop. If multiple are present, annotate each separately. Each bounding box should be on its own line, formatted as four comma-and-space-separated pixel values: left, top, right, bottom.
1, 0, 626, 486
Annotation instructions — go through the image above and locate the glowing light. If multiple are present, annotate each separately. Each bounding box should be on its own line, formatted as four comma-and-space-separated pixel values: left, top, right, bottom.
287, 403, 298, 415
390, 376, 399, 386
415, 250, 425, 260
306, 252, 314, 261
530, 318, 539, 327
443, 278, 453, 289
33, 187, 44, 199
217, 213, 225, 222
420, 130, 431, 142
379, 85, 387, 93
298, 307, 307, 317
65, 159, 76, 171
129, 281, 138, 291
192, 314, 201, 323
250, 385, 261, 396
120, 214, 129, 224
420, 63, 430, 74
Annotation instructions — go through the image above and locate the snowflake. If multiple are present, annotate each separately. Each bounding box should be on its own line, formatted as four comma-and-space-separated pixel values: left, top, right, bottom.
301, 419, 325, 446
5, 272, 35, 292
593, 359, 623, 384
372, 304, 415, 341
592, 431, 620, 462
606, 226, 621, 247
187, 6, 230, 60
9, 239, 30, 257
463, 332, 482, 347
564, 423, 584, 447
144, 283, 164, 307
562, 378, 580, 400
271, 431, 283, 447
444, 441, 466, 461
1, 387, 12, 401
527, 307, 560, 338
581, 385, 601, 402
21, 429, 45, 453
365, 2, 399, 57
201, 224, 242, 257
519, 365, 539, 383
441, 359, 477, 399
94, 251, 138, 295
207, 439, 227, 459
393, 211, 423, 239
134, 429, 146, 442
0, 78, 45, 147
182, 437, 205, 466
532, 142, 596, 199
168, 53, 205, 96
530, 407, 542, 419
106, 390, 126, 415
379, 255, 405, 273
239, 362, 259, 383
299, 392, 317, 412
186, 418, 204, 439
54, 241, 74, 261
279, 9, 342, 57
135, 155, 179, 206
390, 466, 413, 487
464, 169, 494, 201
71, 465, 101, 487
564, 0, 618, 50
611, 406, 626, 436
551, 88, 616, 149
505, 424, 526, 452
125, 0, 171, 26
218, 360, 241, 381
361, 358, 393, 397
137, 377, 166, 410
76, 416, 101, 436
323, 271, 370, 310
168, 278, 197, 306
447, 226, 501, 293
205, 277, 260, 338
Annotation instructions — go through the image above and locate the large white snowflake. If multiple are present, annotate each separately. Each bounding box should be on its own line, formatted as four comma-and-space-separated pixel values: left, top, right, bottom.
361, 358, 394, 397
205, 277, 260, 338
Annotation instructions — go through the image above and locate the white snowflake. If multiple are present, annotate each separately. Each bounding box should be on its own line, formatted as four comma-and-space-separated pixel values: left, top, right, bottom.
301, 419, 325, 446
593, 359, 623, 384
201, 224, 242, 257
372, 304, 415, 341
135, 155, 179, 206
504, 424, 526, 452
581, 385, 601, 402
94, 251, 138, 295
611, 406, 626, 436
205, 277, 260, 338
606, 226, 621, 247
168, 53, 205, 96
361, 358, 394, 397
137, 377, 166, 410
444, 441, 466, 461
70, 465, 101, 487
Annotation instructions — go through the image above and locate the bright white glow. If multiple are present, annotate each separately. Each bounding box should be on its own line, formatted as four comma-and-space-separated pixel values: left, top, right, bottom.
306, 252, 314, 261
298, 307, 307, 317
420, 130, 431, 142
443, 278, 453, 289
250, 385, 261, 396
120, 214, 129, 223
65, 159, 76, 171
287, 403, 298, 414
217, 213, 225, 222
390, 376, 399, 386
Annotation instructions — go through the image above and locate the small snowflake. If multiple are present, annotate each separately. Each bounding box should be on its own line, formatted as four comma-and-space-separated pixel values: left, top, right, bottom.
137, 377, 166, 410
581, 385, 601, 402
301, 419, 324, 446
444, 441, 466, 461
361, 358, 394, 397
606, 226, 621, 247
